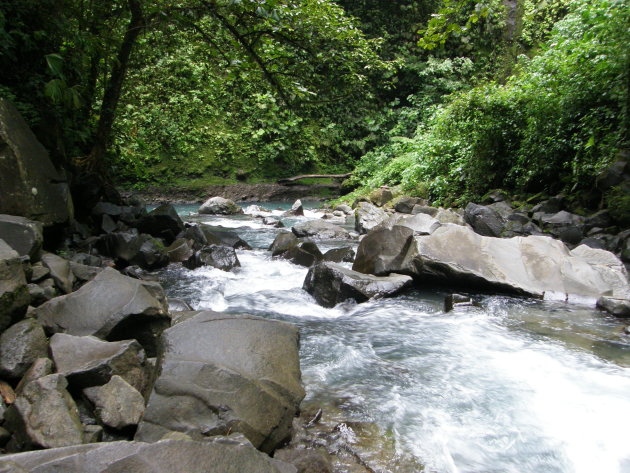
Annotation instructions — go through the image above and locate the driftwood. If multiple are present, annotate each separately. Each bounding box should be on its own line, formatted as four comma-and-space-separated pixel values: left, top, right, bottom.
277, 173, 352, 185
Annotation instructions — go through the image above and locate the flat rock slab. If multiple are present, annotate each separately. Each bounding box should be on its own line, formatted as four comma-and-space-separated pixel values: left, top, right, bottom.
0, 439, 296, 473
413, 225, 630, 300
34, 267, 169, 342
303, 262, 413, 308
136, 311, 305, 454
50, 333, 147, 391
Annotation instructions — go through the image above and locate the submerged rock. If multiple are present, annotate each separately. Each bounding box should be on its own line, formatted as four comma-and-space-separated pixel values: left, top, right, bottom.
303, 262, 413, 308
198, 196, 243, 215
136, 311, 305, 454
0, 438, 296, 473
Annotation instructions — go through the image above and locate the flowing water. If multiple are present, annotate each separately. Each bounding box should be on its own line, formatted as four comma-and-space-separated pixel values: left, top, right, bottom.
156, 203, 630, 473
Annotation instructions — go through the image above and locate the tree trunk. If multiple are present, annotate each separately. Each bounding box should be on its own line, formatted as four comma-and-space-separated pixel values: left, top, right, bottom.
83, 0, 144, 174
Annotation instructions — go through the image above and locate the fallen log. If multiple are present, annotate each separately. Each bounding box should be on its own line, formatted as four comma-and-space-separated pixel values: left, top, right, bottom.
277, 173, 352, 184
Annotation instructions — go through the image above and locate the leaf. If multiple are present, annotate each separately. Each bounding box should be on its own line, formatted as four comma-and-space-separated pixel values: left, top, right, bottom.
45, 53, 64, 78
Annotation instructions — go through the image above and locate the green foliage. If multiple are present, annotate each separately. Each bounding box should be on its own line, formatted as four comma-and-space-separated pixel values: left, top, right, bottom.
352, 0, 629, 205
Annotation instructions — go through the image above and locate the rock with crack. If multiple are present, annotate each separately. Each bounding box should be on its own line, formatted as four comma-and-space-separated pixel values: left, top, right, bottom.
83, 375, 145, 429
135, 311, 305, 454
303, 262, 413, 308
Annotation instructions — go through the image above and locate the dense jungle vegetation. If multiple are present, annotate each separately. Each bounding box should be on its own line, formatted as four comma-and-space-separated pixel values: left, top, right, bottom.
0, 0, 628, 206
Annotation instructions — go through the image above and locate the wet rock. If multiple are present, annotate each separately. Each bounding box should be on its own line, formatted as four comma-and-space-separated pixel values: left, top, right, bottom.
284, 242, 323, 267
34, 267, 169, 343
352, 225, 417, 276
323, 247, 355, 263
5, 374, 83, 449
0, 99, 73, 225
464, 203, 505, 237
274, 448, 332, 473
198, 196, 243, 215
50, 333, 147, 391
288, 199, 304, 216
269, 232, 298, 256
184, 245, 240, 271
136, 311, 305, 454
199, 226, 252, 249
596, 297, 630, 318
41, 253, 75, 294
412, 225, 630, 299
0, 438, 296, 473
304, 262, 413, 308
263, 217, 284, 227
355, 202, 387, 234
168, 298, 193, 312
292, 220, 351, 240
0, 319, 48, 379
394, 197, 426, 214
83, 375, 145, 429
0, 215, 43, 260
135, 203, 184, 244
0, 239, 30, 331
444, 294, 475, 312
368, 188, 393, 207
165, 238, 194, 263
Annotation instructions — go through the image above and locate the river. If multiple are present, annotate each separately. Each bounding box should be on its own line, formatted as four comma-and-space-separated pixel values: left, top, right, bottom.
155, 203, 630, 473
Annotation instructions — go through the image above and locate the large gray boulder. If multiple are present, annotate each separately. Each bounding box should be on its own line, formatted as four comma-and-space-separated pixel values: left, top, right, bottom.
464, 203, 505, 237
0, 215, 43, 260
50, 334, 147, 392
0, 239, 30, 331
352, 226, 417, 276
382, 213, 441, 236
198, 197, 243, 215
0, 319, 48, 379
292, 220, 351, 240
0, 439, 296, 473
34, 267, 169, 354
198, 226, 252, 249
4, 374, 84, 450
269, 232, 298, 256
135, 203, 184, 244
135, 311, 305, 454
83, 375, 145, 429
355, 202, 387, 234
394, 197, 426, 214
303, 262, 413, 308
97, 231, 169, 270
283, 242, 323, 267
0, 99, 73, 225
411, 225, 630, 300
184, 245, 241, 271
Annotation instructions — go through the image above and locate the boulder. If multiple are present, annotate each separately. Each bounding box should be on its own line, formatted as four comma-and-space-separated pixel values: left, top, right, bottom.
394, 197, 425, 214
135, 311, 305, 454
15, 358, 53, 396
100, 214, 118, 234
464, 203, 505, 237
29, 263, 49, 283
411, 205, 438, 217
531, 196, 565, 214
288, 199, 304, 216
269, 232, 298, 256
135, 204, 184, 244
0, 99, 73, 225
198, 197, 243, 215
4, 374, 83, 450
390, 213, 441, 235
50, 333, 147, 392
596, 297, 630, 318
97, 231, 169, 270
274, 448, 332, 473
540, 211, 586, 246
34, 267, 169, 350
69, 262, 103, 284
596, 161, 627, 191
334, 204, 352, 215
283, 242, 323, 267
411, 225, 630, 300
199, 226, 252, 249
165, 238, 194, 263
303, 262, 413, 308
352, 226, 417, 276
0, 239, 30, 331
92, 202, 123, 218
0, 215, 43, 260
444, 294, 475, 312
263, 217, 284, 228
83, 375, 145, 429
355, 202, 387, 234
292, 220, 350, 240
368, 188, 393, 207
323, 247, 355, 263
184, 245, 240, 271
434, 208, 465, 226
41, 253, 75, 294
0, 319, 48, 379
0, 439, 296, 473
